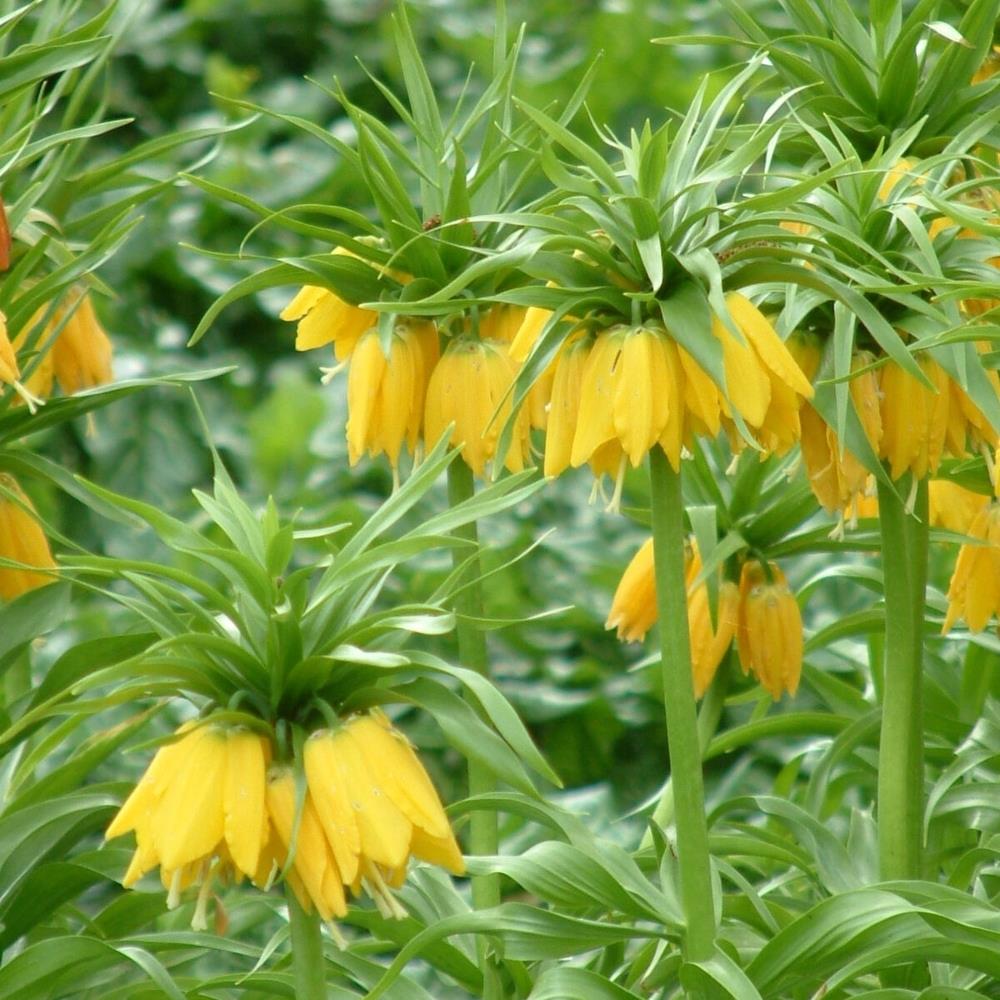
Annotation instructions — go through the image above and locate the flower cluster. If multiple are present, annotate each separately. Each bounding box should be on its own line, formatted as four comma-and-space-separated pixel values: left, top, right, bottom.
282, 273, 817, 491
799, 346, 998, 516
106, 711, 463, 929
536, 292, 814, 503
607, 538, 739, 698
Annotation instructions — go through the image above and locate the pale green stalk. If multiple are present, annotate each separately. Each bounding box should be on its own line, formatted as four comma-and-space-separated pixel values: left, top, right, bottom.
645, 662, 729, 841
446, 459, 503, 1000
286, 884, 326, 1000
876, 475, 928, 881
648, 448, 716, 961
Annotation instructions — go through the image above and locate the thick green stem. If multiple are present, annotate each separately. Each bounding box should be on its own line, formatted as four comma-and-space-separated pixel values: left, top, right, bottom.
876, 475, 928, 882
648, 448, 716, 961
286, 885, 326, 1000
447, 460, 503, 1000
644, 661, 730, 841
446, 460, 500, 911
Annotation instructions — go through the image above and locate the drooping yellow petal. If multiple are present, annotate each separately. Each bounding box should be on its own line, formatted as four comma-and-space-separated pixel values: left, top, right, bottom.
656, 338, 685, 470
677, 346, 722, 437
0, 476, 57, 601
613, 329, 658, 467
223, 730, 268, 879
304, 732, 361, 885
326, 727, 412, 870
544, 338, 590, 477
606, 539, 656, 642
712, 314, 771, 428
724, 293, 813, 399
509, 304, 552, 362
570, 328, 625, 466
152, 727, 227, 872
346, 332, 388, 465
346, 715, 452, 841
409, 827, 465, 875
51, 291, 113, 395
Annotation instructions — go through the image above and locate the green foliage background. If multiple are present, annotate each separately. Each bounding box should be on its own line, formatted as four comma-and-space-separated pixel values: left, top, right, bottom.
8, 1, 1000, 997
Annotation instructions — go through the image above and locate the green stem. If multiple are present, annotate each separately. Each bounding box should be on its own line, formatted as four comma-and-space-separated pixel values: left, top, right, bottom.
446, 459, 504, 1000
876, 475, 928, 882
286, 884, 326, 1000
648, 448, 716, 961
446, 460, 499, 906
644, 660, 730, 841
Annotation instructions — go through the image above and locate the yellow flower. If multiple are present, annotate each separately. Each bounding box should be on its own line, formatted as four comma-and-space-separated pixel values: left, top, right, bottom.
303, 712, 463, 918
0, 311, 47, 411
570, 324, 685, 472
346, 320, 439, 473
479, 305, 556, 431
929, 480, 989, 534
0, 476, 57, 600
879, 355, 950, 481
509, 304, 552, 362
606, 538, 657, 643
280, 249, 381, 359
106, 723, 271, 929
49, 289, 113, 395
109, 712, 463, 928
796, 349, 882, 516
424, 337, 530, 477
714, 293, 814, 435
677, 343, 723, 439
606, 538, 738, 697
948, 349, 1000, 454
736, 561, 803, 699
544, 335, 593, 477
943, 503, 1000, 632
266, 768, 348, 922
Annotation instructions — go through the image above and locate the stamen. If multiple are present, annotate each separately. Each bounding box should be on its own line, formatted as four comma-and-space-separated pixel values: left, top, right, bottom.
604, 453, 628, 514
167, 868, 184, 910
12, 380, 43, 414
191, 861, 216, 931
325, 921, 349, 949
320, 361, 348, 384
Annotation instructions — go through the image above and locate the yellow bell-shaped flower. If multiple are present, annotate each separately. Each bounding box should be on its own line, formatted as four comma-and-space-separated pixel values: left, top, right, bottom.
424, 337, 530, 477
879, 355, 950, 481
606, 538, 738, 697
107, 723, 271, 929
736, 561, 803, 699
49, 290, 113, 395
345, 320, 439, 472
0, 475, 57, 600
280, 248, 383, 359
942, 503, 1000, 633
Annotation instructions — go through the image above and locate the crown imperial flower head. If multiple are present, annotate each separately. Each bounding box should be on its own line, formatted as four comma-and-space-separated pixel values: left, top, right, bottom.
106, 711, 463, 929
